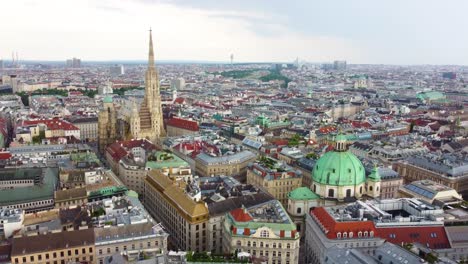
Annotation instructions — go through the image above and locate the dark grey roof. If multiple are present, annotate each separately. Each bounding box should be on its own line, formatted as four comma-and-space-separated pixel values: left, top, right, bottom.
11, 229, 94, 256
296, 157, 316, 171
208, 192, 274, 216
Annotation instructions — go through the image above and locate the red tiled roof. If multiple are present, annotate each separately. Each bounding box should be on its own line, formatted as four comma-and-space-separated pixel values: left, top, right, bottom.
166, 118, 199, 132
271, 139, 289, 146
0, 152, 12, 160
106, 139, 156, 162
319, 126, 337, 134
20, 119, 79, 131
351, 121, 372, 129
376, 226, 450, 249
230, 208, 253, 222
174, 97, 185, 104
311, 207, 377, 239
311, 207, 451, 249
175, 141, 219, 158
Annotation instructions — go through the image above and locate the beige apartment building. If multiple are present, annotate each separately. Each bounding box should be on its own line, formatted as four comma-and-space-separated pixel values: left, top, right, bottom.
11, 229, 95, 264
195, 151, 256, 177
246, 160, 302, 206
394, 158, 468, 198
94, 223, 168, 264
223, 200, 300, 264
67, 116, 98, 142
144, 170, 209, 252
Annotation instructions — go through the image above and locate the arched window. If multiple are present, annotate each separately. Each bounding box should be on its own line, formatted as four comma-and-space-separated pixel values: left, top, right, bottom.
349, 232, 354, 238
260, 230, 269, 238
343, 232, 348, 238
369, 186, 373, 191
328, 189, 335, 198
346, 189, 352, 197
358, 231, 362, 238
364, 231, 368, 237
297, 207, 302, 214
337, 232, 342, 239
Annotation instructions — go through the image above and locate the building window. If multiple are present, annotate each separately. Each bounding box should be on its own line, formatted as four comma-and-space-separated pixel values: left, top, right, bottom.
358, 232, 362, 238
237, 240, 241, 246
297, 207, 302, 214
337, 232, 342, 238
370, 231, 374, 237
349, 232, 353, 238
346, 189, 351, 197
370, 186, 373, 191
328, 189, 334, 197
260, 230, 269, 238
343, 232, 348, 238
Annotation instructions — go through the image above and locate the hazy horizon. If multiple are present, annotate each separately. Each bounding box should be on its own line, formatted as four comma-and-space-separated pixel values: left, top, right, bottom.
3, 0, 468, 65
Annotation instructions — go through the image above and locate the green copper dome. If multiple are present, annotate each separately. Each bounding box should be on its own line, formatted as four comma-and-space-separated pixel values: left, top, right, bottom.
334, 134, 348, 142
288, 187, 319, 200
312, 151, 366, 186
103, 96, 113, 103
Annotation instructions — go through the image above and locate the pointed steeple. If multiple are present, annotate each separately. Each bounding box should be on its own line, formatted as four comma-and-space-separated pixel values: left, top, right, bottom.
148, 28, 155, 67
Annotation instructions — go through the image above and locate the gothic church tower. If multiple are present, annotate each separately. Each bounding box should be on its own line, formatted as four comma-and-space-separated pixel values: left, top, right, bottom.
130, 29, 166, 143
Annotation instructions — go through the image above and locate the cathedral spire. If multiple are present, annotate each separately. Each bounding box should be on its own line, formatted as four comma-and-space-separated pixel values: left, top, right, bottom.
148, 28, 155, 67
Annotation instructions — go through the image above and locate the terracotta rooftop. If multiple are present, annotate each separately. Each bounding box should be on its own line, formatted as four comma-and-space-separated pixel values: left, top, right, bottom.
230, 208, 253, 222
166, 117, 199, 132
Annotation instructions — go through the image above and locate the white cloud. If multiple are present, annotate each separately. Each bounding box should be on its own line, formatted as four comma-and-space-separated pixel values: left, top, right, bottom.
0, 0, 364, 62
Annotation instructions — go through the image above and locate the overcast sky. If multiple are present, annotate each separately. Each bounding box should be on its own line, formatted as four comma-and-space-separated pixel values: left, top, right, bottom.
2, 0, 468, 64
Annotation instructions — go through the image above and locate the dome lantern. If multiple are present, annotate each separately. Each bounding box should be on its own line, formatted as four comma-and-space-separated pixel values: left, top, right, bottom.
334, 133, 348, 152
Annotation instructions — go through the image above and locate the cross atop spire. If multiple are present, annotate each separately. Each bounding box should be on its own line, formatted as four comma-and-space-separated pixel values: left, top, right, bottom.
148, 28, 155, 68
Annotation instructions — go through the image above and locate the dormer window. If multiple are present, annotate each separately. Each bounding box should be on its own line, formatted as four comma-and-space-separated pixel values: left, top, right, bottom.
337, 232, 342, 239
358, 231, 362, 238
349, 232, 354, 238
343, 232, 348, 238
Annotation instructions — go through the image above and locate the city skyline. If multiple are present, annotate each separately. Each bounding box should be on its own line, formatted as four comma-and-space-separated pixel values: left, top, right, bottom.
3, 0, 468, 65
